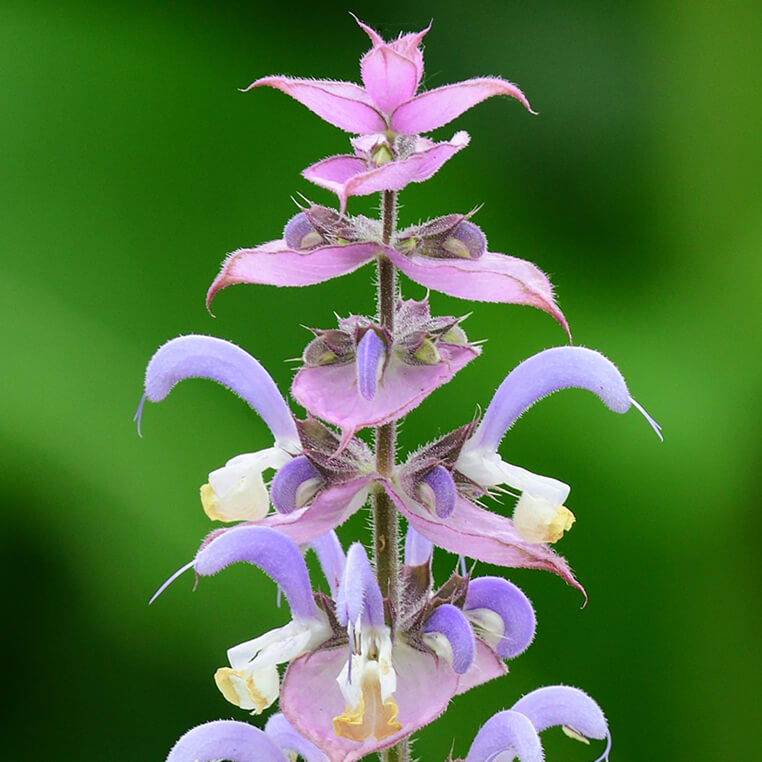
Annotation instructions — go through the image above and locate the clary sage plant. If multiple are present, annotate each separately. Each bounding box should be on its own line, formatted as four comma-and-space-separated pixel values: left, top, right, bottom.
137, 16, 661, 762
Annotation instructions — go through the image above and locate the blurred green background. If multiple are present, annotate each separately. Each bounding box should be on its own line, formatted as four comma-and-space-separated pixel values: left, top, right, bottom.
2, 0, 760, 759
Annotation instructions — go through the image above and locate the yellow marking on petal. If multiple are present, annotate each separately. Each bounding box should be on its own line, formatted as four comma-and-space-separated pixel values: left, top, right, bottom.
333, 671, 402, 742
214, 667, 245, 707
514, 494, 576, 543
213, 667, 272, 714
200, 482, 225, 522
546, 505, 575, 543
244, 672, 272, 715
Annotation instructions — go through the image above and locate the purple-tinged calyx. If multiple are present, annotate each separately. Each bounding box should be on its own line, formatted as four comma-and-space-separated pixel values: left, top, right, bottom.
293, 297, 479, 445
463, 685, 611, 762
283, 204, 363, 251
387, 425, 584, 594
397, 213, 487, 260
208, 205, 569, 336
456, 346, 662, 544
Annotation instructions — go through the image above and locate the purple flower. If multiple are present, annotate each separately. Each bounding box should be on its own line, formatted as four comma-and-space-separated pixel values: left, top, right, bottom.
384, 346, 661, 596
460, 685, 611, 762
157, 526, 537, 762
207, 204, 569, 337
136, 335, 376, 533
138, 338, 659, 590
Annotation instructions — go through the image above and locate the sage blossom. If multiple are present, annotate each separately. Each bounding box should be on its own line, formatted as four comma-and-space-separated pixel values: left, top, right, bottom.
156, 526, 537, 762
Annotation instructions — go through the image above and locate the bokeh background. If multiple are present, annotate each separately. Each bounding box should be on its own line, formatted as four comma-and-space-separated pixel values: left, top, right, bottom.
2, 0, 760, 759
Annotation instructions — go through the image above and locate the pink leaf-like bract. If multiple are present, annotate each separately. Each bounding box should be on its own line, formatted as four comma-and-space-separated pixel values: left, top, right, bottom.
207, 241, 380, 310
383, 484, 585, 599
262, 477, 374, 545
391, 77, 535, 134
246, 77, 385, 133
281, 643, 458, 762
292, 343, 479, 446
386, 249, 570, 339
303, 133, 470, 212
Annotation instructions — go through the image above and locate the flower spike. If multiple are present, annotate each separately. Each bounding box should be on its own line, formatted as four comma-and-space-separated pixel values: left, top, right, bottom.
138, 335, 299, 452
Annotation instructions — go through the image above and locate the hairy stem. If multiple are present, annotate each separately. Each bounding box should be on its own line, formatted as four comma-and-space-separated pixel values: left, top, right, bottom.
373, 189, 408, 762
381, 740, 409, 762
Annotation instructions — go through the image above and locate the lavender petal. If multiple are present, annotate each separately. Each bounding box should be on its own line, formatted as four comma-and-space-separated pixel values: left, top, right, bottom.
470, 346, 634, 453
309, 531, 346, 598
404, 525, 433, 566
420, 465, 456, 518
465, 576, 536, 659
264, 714, 329, 762
423, 603, 475, 674
464, 710, 543, 762
140, 335, 298, 451
334, 542, 385, 629
356, 329, 386, 401
194, 525, 319, 622
166, 720, 286, 762
511, 685, 610, 745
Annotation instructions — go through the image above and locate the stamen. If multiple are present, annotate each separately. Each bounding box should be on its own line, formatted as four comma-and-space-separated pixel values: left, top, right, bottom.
149, 560, 195, 605
630, 396, 663, 441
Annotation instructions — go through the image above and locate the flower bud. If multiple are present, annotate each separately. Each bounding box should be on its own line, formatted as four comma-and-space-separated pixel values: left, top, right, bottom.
411, 338, 441, 365
396, 214, 487, 260
283, 212, 324, 250
371, 142, 394, 166
442, 221, 487, 259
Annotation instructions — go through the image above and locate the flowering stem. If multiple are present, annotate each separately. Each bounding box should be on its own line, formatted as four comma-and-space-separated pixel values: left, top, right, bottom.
374, 190, 409, 762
